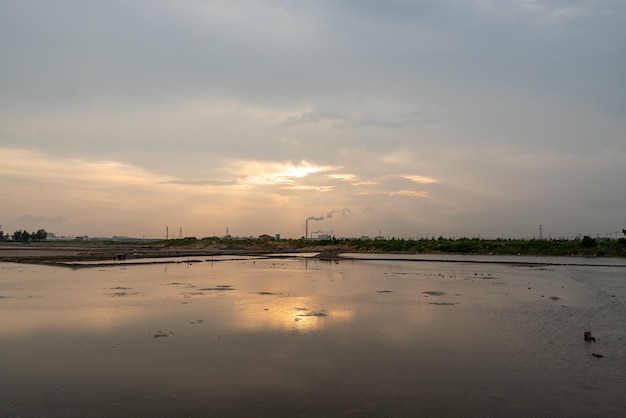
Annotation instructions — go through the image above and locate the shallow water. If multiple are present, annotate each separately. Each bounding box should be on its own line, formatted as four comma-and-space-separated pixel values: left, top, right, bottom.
1, 257, 625, 417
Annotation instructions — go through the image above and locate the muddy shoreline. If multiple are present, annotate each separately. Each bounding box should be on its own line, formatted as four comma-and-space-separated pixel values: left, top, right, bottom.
2, 241, 624, 269
0, 241, 327, 266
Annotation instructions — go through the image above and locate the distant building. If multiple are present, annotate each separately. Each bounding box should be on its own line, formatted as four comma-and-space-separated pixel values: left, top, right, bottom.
258, 234, 273, 240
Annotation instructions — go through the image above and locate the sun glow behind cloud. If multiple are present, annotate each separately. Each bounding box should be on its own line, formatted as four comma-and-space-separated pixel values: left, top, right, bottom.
236, 160, 337, 186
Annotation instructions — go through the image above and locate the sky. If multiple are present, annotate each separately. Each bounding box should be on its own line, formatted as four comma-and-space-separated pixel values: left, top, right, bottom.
1, 0, 625, 240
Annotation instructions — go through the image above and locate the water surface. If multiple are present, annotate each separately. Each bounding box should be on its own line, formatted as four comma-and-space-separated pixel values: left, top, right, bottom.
1, 257, 624, 416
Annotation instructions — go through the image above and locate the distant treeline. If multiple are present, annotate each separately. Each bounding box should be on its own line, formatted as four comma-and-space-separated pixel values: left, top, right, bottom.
159, 230, 626, 257
0, 228, 48, 242
4, 228, 626, 257
342, 235, 626, 257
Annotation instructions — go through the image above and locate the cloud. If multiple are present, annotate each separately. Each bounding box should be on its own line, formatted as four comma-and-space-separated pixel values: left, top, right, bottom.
402, 175, 441, 184
388, 190, 430, 198
279, 106, 428, 129
0, 1, 624, 239
161, 179, 238, 186
326, 174, 357, 181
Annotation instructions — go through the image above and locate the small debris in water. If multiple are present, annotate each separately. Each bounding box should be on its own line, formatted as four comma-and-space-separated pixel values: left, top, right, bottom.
376, 290, 393, 293
592, 352, 604, 358
584, 331, 597, 342
151, 331, 174, 338
423, 291, 446, 296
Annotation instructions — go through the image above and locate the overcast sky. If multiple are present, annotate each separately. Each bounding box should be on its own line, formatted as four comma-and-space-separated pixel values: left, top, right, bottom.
1, 0, 625, 239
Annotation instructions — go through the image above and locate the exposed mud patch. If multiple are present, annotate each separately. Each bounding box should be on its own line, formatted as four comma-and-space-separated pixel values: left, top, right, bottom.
150, 331, 175, 338
201, 285, 235, 291
180, 292, 204, 297
297, 311, 327, 317
167, 282, 196, 288
423, 291, 446, 296
293, 307, 328, 317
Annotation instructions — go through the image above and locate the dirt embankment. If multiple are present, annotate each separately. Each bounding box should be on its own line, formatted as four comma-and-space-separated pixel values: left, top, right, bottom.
0, 241, 352, 265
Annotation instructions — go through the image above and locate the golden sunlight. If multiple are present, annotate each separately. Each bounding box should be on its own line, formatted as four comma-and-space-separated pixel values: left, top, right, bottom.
237, 160, 337, 186
228, 296, 355, 333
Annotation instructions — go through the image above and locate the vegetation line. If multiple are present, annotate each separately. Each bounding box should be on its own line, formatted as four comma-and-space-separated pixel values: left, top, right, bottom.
1, 230, 625, 266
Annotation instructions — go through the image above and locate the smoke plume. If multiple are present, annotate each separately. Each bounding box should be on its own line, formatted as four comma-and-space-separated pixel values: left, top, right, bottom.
326, 208, 351, 219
